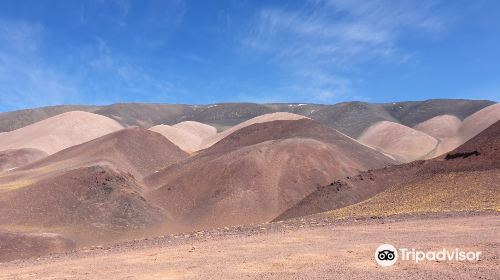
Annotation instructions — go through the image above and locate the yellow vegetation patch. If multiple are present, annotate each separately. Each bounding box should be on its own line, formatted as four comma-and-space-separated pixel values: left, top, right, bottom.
324, 170, 500, 218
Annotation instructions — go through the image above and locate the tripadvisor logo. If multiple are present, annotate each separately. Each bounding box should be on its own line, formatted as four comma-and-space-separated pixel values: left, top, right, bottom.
375, 244, 482, 267
375, 244, 397, 267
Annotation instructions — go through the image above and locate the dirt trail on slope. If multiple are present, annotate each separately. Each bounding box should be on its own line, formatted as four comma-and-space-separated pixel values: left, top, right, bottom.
1, 213, 497, 280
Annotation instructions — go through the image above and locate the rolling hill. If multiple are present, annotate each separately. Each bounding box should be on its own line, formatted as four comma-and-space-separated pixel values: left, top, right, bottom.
0, 111, 124, 155
0, 99, 497, 263
0, 166, 165, 243
149, 121, 217, 153
358, 121, 438, 162
277, 120, 500, 221
0, 148, 48, 172
145, 118, 396, 231
11, 127, 189, 182
0, 99, 494, 141
0, 127, 190, 248
199, 112, 307, 150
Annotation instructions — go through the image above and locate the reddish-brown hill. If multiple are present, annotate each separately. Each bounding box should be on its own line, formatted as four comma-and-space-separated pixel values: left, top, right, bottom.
145, 119, 395, 231
22, 127, 189, 180
276, 120, 500, 220
0, 166, 165, 243
199, 112, 307, 150
0, 128, 189, 252
274, 161, 426, 221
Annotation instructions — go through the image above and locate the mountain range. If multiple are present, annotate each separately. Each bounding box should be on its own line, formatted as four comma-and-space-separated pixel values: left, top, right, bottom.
0, 98, 498, 262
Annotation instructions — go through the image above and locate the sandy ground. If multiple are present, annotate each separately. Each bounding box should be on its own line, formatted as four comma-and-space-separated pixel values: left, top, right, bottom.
1, 212, 498, 280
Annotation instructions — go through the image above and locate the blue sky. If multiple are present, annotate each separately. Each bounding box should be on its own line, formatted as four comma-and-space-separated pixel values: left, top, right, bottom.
0, 0, 499, 111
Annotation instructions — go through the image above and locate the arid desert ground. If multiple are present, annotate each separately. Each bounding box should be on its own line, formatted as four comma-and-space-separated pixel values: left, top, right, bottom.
1, 213, 498, 280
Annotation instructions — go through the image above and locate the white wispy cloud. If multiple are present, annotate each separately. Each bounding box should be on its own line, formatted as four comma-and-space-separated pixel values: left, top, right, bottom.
0, 0, 192, 111
0, 20, 81, 110
82, 36, 185, 102
242, 0, 447, 102
0, 0, 188, 111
